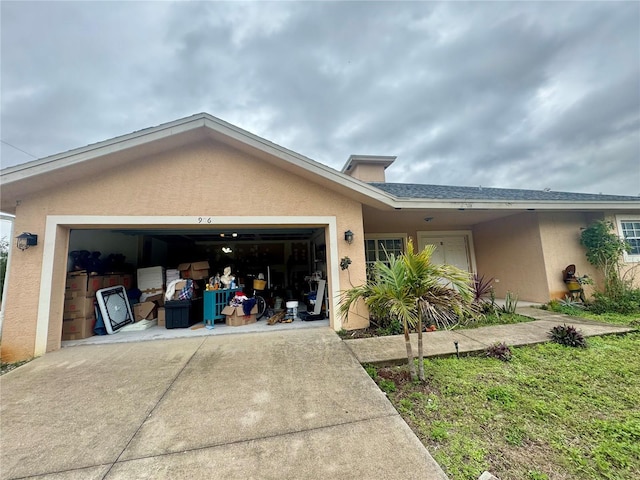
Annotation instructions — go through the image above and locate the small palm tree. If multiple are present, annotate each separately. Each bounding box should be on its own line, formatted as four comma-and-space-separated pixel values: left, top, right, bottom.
339, 239, 476, 381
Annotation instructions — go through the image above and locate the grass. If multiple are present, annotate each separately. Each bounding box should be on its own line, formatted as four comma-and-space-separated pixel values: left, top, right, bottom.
542, 302, 640, 327
0, 359, 31, 376
369, 332, 640, 480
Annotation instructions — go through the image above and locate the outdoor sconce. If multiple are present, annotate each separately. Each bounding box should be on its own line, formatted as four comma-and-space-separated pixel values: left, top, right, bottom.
16, 232, 38, 251
344, 230, 354, 245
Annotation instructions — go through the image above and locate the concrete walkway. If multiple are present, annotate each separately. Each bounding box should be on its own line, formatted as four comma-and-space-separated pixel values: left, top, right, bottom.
344, 307, 637, 365
0, 327, 448, 480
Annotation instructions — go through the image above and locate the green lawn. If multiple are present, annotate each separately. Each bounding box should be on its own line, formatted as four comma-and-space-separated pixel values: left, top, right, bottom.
542, 303, 640, 327
370, 332, 640, 480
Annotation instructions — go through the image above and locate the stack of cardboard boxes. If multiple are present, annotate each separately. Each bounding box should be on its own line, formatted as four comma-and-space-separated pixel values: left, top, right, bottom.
135, 266, 164, 326
62, 261, 211, 339
63, 272, 133, 340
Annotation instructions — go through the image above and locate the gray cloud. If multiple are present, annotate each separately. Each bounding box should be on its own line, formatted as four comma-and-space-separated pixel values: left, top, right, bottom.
1, 1, 638, 196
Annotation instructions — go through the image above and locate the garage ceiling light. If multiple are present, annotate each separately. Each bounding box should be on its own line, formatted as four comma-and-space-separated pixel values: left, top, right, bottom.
222, 247, 232, 254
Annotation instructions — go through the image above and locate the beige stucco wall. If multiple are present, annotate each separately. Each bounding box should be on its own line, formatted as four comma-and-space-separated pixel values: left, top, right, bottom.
473, 212, 549, 302
348, 164, 386, 182
1, 140, 368, 362
537, 211, 603, 300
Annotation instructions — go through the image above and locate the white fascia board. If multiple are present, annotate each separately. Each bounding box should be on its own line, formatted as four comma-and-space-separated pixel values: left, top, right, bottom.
389, 198, 640, 210
1, 115, 208, 184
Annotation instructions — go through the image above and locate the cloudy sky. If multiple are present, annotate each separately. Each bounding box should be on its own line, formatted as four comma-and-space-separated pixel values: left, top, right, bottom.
1, 1, 639, 199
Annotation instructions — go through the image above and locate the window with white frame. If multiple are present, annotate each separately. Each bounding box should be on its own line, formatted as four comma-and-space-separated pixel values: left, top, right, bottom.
365, 236, 405, 274
616, 216, 640, 262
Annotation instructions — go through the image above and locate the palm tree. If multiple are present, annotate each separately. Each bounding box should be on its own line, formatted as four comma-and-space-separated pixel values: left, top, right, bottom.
339, 239, 476, 381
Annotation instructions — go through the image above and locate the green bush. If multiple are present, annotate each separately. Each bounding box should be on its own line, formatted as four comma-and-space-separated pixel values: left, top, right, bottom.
589, 289, 640, 315
485, 342, 513, 362
549, 324, 587, 348
380, 318, 404, 336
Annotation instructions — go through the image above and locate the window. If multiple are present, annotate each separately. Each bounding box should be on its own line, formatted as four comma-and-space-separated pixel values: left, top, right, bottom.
616, 216, 640, 262
365, 236, 405, 275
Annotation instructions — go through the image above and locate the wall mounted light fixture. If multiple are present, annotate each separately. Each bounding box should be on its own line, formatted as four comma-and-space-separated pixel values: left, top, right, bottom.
16, 232, 37, 251
344, 230, 354, 244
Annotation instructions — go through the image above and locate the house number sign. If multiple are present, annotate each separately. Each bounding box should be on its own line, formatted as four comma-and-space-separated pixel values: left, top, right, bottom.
197, 217, 214, 224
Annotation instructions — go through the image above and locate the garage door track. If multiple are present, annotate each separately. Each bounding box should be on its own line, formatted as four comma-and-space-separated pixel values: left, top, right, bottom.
0, 328, 447, 479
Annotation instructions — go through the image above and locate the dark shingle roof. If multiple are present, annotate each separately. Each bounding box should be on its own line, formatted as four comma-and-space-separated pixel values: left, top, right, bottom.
369, 183, 640, 202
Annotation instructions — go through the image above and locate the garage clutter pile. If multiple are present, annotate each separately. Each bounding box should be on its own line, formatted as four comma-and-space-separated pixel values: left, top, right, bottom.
62, 259, 212, 340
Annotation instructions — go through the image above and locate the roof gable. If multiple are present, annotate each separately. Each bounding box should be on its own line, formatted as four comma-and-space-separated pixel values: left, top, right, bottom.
0, 113, 392, 212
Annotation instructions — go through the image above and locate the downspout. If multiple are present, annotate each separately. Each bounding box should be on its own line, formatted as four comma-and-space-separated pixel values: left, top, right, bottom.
0, 213, 16, 340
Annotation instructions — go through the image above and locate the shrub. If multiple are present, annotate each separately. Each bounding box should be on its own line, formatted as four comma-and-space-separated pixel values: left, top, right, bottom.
549, 324, 587, 348
500, 291, 519, 314
380, 318, 404, 336
486, 342, 513, 362
472, 274, 494, 303
558, 295, 586, 310
589, 289, 640, 315
580, 220, 630, 296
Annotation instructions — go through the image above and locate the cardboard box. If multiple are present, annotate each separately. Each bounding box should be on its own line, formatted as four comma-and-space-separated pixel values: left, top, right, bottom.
222, 304, 258, 326
169, 280, 188, 300
65, 290, 82, 300
62, 316, 95, 340
64, 296, 95, 318
133, 302, 156, 321
137, 266, 165, 291
157, 307, 165, 327
66, 272, 103, 297
121, 274, 133, 290
178, 261, 210, 280
144, 293, 165, 306
102, 274, 122, 289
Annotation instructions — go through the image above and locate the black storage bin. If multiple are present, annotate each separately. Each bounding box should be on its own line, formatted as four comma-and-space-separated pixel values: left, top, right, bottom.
165, 300, 192, 329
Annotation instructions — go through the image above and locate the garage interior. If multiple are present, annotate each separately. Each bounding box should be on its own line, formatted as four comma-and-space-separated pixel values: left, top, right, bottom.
62, 226, 331, 346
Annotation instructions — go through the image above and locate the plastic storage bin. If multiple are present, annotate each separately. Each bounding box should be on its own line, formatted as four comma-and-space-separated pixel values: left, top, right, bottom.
165, 300, 192, 329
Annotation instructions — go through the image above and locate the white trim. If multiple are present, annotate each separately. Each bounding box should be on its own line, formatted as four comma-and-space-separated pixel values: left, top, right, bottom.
34, 215, 342, 355
615, 214, 640, 263
363, 233, 409, 259
416, 230, 478, 273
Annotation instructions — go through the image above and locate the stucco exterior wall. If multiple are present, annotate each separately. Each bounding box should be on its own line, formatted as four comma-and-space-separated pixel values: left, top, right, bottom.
473, 212, 549, 302
1, 140, 368, 361
348, 164, 386, 182
537, 211, 603, 300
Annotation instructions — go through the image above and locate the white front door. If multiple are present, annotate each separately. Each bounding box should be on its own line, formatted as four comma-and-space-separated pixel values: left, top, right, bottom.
417, 234, 472, 272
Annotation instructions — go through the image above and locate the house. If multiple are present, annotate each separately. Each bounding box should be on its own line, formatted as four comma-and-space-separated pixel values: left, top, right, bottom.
1, 112, 639, 362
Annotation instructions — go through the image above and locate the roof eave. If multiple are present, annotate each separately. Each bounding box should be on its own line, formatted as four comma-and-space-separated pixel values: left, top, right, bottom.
388, 198, 640, 210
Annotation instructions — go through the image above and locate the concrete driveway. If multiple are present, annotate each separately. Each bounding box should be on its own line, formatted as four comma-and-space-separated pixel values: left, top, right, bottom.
0, 327, 447, 479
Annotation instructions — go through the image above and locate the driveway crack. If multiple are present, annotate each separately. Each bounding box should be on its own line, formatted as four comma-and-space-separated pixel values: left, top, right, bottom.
101, 337, 208, 479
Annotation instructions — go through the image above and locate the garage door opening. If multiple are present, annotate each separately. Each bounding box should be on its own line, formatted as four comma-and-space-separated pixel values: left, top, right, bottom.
61, 224, 333, 346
